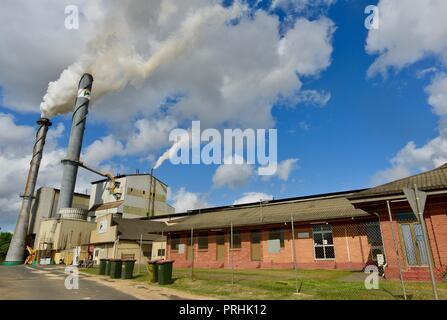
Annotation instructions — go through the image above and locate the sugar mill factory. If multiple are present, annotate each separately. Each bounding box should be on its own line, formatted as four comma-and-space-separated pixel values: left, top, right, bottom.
4, 74, 182, 266
3, 74, 447, 285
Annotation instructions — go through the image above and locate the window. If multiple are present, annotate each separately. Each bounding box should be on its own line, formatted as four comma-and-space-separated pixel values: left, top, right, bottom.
231, 230, 241, 249
269, 229, 285, 248
366, 222, 385, 262
198, 232, 208, 250
170, 235, 180, 251
142, 244, 152, 257
312, 224, 335, 260
366, 222, 383, 246
157, 249, 166, 256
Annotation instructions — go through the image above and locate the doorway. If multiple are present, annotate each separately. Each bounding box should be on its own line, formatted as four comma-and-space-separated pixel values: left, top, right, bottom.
398, 213, 429, 266
251, 230, 261, 261
216, 232, 225, 261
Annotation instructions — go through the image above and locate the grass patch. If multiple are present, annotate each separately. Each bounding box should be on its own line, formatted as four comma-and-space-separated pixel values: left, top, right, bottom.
80, 266, 446, 300
131, 268, 447, 300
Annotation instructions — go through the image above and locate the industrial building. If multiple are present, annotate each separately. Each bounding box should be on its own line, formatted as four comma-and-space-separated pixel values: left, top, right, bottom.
89, 173, 175, 219
5, 73, 446, 284
34, 215, 95, 265
165, 164, 447, 281
349, 164, 447, 281
29, 187, 90, 247
90, 214, 167, 264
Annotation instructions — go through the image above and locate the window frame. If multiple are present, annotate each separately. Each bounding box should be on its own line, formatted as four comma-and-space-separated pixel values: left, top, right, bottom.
197, 232, 209, 250
231, 229, 242, 249
170, 234, 180, 251
268, 228, 285, 248
312, 224, 335, 260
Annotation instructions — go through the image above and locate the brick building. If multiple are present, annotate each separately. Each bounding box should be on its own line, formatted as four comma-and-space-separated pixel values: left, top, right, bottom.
165, 164, 447, 281
349, 164, 447, 281
166, 190, 384, 270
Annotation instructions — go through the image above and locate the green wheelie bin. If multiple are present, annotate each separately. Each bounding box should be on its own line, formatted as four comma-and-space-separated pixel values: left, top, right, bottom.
122, 259, 136, 279
105, 259, 111, 275
157, 260, 174, 285
109, 259, 123, 279
99, 259, 108, 275
147, 260, 160, 283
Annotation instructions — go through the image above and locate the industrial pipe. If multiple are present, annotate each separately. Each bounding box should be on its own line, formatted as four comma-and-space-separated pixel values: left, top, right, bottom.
4, 118, 52, 265
57, 73, 93, 212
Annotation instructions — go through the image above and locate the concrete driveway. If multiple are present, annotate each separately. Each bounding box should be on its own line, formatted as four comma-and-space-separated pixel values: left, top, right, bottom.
0, 265, 136, 300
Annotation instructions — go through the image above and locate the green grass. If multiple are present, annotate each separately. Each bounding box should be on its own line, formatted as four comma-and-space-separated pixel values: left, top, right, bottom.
81, 266, 447, 300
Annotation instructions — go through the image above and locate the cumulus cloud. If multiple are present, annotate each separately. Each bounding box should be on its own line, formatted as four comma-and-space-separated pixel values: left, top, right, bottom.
262, 158, 299, 181
126, 117, 177, 155
170, 187, 209, 213
212, 155, 254, 188
366, 1, 447, 184
233, 192, 273, 205
372, 75, 447, 185
366, 0, 447, 78
426, 74, 447, 117
0, 0, 335, 130
82, 135, 125, 167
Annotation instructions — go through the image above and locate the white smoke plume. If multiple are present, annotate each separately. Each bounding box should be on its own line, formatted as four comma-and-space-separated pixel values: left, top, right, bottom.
153, 129, 190, 169
40, 2, 243, 118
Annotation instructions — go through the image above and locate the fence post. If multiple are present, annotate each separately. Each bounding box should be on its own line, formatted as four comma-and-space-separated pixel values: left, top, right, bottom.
290, 215, 300, 293
138, 233, 142, 274
414, 184, 439, 300
386, 200, 407, 300
190, 227, 194, 281
231, 222, 234, 286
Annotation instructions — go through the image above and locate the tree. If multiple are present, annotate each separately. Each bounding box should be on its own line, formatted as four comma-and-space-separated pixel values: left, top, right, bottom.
0, 232, 13, 262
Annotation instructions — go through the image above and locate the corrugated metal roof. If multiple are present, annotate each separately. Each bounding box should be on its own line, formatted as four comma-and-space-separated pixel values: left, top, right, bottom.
166, 195, 369, 232
349, 163, 447, 200
113, 217, 167, 241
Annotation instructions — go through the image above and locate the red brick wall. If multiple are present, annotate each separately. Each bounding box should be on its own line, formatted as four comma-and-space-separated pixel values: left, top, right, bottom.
167, 220, 377, 271
355, 195, 447, 281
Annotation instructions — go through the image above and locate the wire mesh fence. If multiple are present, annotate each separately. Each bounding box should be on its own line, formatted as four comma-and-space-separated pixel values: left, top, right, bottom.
164, 218, 445, 300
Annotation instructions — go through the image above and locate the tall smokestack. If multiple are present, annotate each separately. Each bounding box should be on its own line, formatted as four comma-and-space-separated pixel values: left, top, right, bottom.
57, 73, 93, 212
4, 118, 52, 265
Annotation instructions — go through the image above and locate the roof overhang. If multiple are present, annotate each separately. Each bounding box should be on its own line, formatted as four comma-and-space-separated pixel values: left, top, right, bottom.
349, 189, 447, 204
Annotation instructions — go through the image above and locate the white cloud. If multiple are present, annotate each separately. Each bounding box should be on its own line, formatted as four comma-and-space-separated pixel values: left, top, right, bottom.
233, 192, 273, 205
82, 135, 125, 167
170, 187, 209, 213
212, 155, 254, 188
366, 0, 447, 77
276, 158, 299, 180
426, 74, 447, 117
126, 117, 177, 155
0, 1, 335, 131
262, 158, 299, 181
366, 1, 447, 184
372, 75, 447, 185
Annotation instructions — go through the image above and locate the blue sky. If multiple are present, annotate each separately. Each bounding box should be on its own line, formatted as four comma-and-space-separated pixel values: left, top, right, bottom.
1, 0, 447, 230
